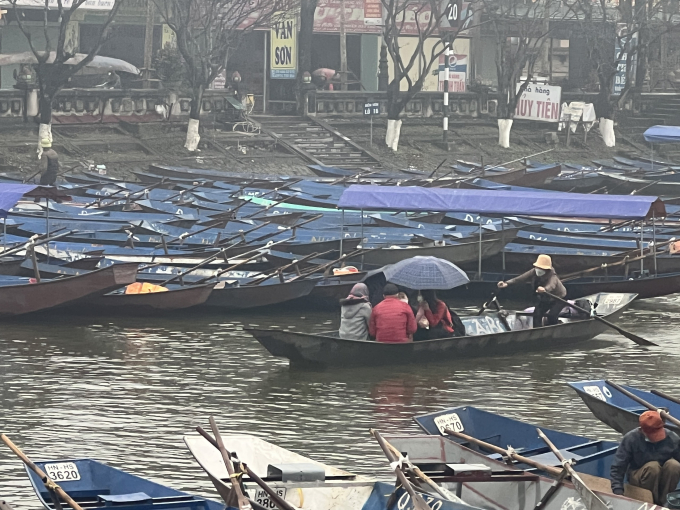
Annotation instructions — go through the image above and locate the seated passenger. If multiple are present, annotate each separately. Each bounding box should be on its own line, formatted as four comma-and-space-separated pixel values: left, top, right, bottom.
339, 283, 372, 340
369, 283, 417, 343
414, 289, 465, 340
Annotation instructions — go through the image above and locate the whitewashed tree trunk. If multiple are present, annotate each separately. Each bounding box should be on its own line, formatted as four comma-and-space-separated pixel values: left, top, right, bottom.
385, 119, 402, 151
498, 119, 513, 148
185, 118, 201, 151
37, 123, 52, 159
599, 118, 615, 147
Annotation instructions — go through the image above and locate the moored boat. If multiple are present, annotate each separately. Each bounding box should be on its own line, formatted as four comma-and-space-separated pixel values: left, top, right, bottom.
0, 262, 138, 317
569, 380, 680, 435
24, 458, 226, 510
413, 405, 619, 478
246, 292, 637, 368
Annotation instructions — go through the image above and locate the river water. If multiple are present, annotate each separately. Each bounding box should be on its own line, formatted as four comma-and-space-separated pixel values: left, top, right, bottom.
1, 298, 678, 508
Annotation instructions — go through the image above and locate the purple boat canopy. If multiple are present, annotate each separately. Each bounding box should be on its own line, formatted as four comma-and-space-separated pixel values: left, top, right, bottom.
337, 185, 666, 220
0, 184, 38, 219
643, 125, 680, 144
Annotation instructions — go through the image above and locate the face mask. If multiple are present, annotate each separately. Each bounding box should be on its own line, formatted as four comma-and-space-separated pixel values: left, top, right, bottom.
535, 268, 546, 277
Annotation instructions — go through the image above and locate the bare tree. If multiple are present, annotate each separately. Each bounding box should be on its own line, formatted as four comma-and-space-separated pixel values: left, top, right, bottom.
9, 0, 125, 156
381, 0, 471, 151
155, 0, 293, 151
569, 0, 680, 146
296, 0, 319, 114
480, 0, 563, 147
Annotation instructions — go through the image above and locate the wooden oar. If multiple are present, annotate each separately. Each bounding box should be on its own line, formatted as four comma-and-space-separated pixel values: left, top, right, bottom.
208, 417, 253, 510
191, 245, 284, 285
651, 389, 680, 406
0, 434, 85, 510
370, 429, 432, 510
0, 229, 71, 257
444, 429, 614, 493
382, 436, 459, 502
536, 428, 610, 510
543, 291, 656, 346
195, 426, 297, 510
606, 380, 680, 429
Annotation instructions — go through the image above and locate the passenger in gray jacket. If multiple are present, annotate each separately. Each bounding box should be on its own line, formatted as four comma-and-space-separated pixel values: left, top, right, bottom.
339, 283, 372, 340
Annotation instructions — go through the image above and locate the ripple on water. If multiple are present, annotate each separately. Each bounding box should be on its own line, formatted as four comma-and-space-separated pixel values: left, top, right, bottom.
0, 299, 677, 509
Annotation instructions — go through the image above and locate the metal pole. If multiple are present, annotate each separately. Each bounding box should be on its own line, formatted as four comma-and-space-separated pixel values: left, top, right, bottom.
339, 209, 344, 257
46, 198, 50, 262
653, 213, 657, 276
360, 208, 364, 270
651, 144, 654, 173
501, 217, 506, 274
370, 115, 373, 146
640, 220, 644, 275
2, 217, 6, 252
263, 31, 268, 114
478, 215, 483, 280
443, 38, 451, 143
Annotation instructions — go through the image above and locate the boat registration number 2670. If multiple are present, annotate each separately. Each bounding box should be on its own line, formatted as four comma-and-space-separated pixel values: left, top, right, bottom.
253, 488, 287, 509
44, 462, 81, 481
433, 413, 464, 435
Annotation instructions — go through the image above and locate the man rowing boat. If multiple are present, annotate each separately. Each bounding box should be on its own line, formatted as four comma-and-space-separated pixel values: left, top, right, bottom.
497, 254, 566, 328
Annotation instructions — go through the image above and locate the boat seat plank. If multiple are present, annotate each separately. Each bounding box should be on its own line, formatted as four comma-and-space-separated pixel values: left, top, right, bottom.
99, 493, 152, 504
527, 449, 583, 466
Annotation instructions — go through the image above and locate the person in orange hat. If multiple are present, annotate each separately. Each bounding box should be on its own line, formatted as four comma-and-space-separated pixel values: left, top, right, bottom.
497, 254, 566, 328
610, 410, 680, 505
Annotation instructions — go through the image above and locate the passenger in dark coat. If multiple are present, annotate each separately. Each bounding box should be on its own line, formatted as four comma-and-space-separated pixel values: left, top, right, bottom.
39, 139, 58, 186
498, 254, 566, 328
610, 411, 680, 505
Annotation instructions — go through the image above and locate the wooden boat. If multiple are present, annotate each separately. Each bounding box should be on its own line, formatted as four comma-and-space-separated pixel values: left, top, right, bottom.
78, 283, 215, 314
413, 406, 619, 478
284, 274, 366, 309
0, 262, 138, 317
384, 434, 658, 510
205, 277, 318, 309
481, 243, 680, 276
24, 458, 225, 510
355, 237, 510, 267
569, 380, 680, 435
440, 271, 680, 301
246, 292, 637, 368
184, 433, 396, 510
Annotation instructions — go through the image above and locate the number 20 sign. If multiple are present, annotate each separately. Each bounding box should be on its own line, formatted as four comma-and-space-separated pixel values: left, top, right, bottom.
442, 0, 463, 29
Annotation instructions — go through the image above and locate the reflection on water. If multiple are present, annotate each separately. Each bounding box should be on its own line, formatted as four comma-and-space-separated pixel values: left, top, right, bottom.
1, 298, 679, 509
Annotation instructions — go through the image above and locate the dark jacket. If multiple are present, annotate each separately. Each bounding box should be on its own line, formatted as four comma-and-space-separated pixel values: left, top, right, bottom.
339, 297, 371, 340
40, 149, 58, 186
506, 268, 566, 298
610, 428, 680, 493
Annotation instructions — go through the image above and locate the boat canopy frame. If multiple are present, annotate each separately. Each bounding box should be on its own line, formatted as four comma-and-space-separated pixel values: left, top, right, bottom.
337, 186, 666, 279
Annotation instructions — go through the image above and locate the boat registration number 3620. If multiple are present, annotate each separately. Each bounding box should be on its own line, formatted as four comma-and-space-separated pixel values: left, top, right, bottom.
253, 488, 286, 509
434, 413, 464, 435
44, 462, 81, 481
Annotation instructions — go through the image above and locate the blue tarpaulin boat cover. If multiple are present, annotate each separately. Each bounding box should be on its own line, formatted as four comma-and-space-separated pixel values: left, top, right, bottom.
643, 125, 680, 143
0, 184, 37, 218
338, 185, 666, 219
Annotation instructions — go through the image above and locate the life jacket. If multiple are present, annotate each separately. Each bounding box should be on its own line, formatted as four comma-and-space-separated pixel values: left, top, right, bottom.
125, 282, 169, 294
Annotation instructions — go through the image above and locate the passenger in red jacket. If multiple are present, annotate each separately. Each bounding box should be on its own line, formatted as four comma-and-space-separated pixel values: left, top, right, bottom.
369, 283, 417, 343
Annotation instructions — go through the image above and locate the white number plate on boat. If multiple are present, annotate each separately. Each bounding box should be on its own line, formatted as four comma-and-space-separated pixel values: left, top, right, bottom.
434, 413, 464, 435
44, 462, 81, 481
253, 488, 286, 509
603, 294, 623, 305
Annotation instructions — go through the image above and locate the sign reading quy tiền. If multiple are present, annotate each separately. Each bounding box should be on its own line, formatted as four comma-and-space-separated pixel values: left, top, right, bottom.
270, 12, 297, 80
514, 83, 561, 122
